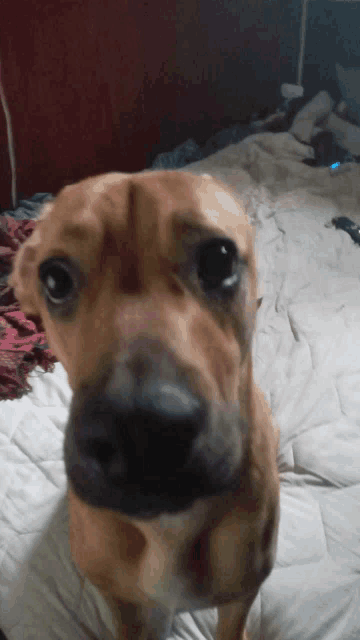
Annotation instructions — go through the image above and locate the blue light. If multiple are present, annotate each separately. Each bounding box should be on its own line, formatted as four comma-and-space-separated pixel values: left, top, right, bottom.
330, 162, 341, 170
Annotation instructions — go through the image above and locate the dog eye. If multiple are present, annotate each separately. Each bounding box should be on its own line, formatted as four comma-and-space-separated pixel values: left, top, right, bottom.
197, 238, 239, 293
39, 258, 75, 304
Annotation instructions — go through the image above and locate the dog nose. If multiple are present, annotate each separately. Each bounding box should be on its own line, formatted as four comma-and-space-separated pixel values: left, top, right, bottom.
135, 380, 202, 429
65, 363, 243, 516
79, 378, 206, 486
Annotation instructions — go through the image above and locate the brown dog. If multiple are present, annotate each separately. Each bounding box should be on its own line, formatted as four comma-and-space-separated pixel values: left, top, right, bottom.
9, 171, 279, 640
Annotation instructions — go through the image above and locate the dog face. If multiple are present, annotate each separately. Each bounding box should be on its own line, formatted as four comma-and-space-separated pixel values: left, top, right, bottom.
10, 171, 258, 520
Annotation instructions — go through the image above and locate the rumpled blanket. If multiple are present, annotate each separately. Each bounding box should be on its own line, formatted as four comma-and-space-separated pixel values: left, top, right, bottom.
184, 130, 360, 224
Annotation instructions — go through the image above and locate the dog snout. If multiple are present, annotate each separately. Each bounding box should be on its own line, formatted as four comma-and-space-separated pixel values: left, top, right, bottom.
83, 378, 206, 481
65, 349, 222, 517
65, 338, 245, 518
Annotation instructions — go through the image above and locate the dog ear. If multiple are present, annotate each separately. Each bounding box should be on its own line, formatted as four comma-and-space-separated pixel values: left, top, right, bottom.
9, 202, 53, 316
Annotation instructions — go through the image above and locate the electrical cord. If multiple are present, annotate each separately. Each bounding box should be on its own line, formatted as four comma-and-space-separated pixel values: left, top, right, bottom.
0, 57, 17, 209
297, 0, 310, 88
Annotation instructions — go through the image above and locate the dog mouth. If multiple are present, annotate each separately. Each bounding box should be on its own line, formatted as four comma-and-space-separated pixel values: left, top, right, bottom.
65, 449, 243, 520
64, 390, 247, 519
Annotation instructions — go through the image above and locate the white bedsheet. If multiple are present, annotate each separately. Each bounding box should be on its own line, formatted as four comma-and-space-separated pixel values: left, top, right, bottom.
1, 135, 360, 638
246, 189, 360, 640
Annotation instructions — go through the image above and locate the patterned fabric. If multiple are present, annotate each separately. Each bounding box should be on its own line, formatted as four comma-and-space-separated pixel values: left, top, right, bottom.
0, 215, 57, 400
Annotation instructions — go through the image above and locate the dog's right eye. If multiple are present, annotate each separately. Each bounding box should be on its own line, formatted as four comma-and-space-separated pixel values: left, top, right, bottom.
39, 258, 75, 304
197, 238, 240, 294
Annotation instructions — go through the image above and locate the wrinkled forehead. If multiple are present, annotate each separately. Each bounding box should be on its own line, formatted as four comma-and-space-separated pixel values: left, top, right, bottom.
39, 171, 250, 258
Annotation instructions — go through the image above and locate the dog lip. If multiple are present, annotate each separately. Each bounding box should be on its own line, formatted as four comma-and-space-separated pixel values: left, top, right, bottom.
65, 420, 242, 506
65, 439, 243, 519
67, 473, 240, 519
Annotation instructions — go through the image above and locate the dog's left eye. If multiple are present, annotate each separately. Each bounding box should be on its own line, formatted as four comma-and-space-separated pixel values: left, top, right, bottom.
39, 258, 75, 304
197, 238, 240, 293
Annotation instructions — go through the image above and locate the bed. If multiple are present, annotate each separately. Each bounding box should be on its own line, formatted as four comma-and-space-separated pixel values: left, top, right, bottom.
1, 92, 360, 639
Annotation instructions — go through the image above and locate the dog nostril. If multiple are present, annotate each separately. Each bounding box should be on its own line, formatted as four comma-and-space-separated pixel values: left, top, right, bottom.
84, 436, 128, 480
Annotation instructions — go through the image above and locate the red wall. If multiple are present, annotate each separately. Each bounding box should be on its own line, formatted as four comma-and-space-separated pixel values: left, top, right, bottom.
0, 1, 280, 209
0, 0, 182, 206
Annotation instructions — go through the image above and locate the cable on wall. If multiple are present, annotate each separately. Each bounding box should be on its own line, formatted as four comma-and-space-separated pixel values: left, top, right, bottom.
297, 0, 310, 87
281, 0, 310, 102
0, 57, 17, 209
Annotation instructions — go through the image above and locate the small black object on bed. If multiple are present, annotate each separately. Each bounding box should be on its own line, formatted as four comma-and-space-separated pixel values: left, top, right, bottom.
331, 216, 360, 245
